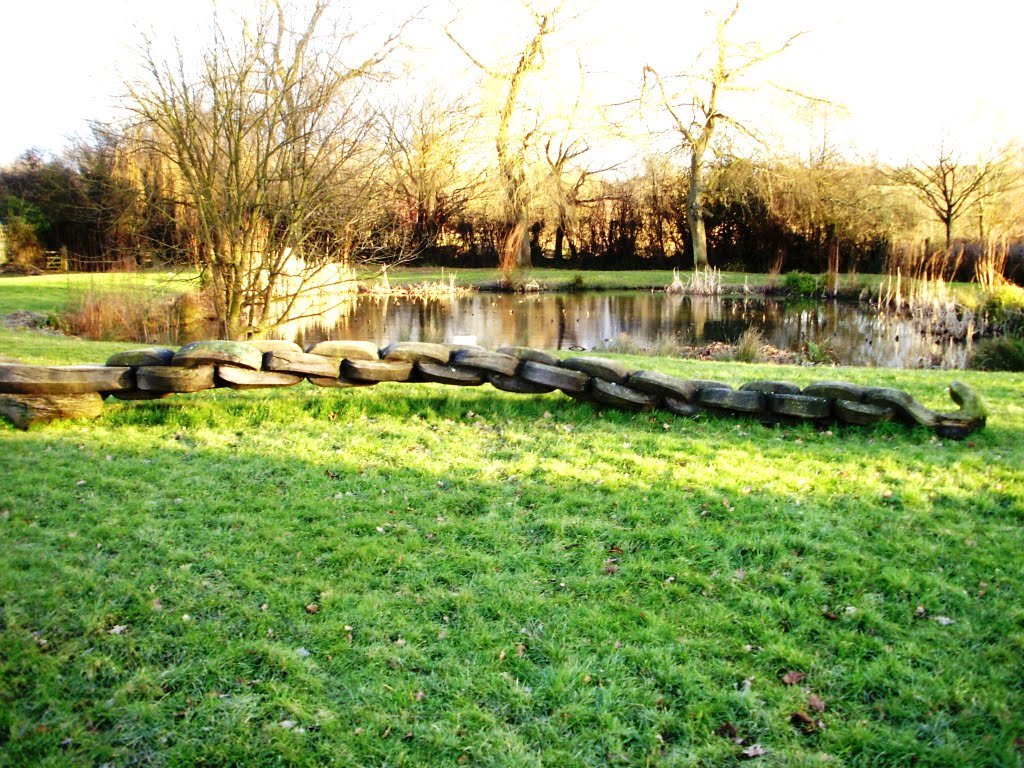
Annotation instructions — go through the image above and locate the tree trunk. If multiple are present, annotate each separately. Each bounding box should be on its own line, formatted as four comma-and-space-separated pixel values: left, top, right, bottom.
687, 151, 709, 269
500, 217, 531, 278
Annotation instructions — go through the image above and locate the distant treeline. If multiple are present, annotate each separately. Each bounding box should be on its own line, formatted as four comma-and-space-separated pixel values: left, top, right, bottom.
1, 140, 1022, 281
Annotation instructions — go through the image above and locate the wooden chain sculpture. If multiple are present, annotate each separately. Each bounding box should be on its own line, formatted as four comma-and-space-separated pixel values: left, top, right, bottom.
0, 340, 987, 437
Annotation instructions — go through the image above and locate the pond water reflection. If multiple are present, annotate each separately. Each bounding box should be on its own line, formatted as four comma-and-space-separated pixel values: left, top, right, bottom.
285, 292, 970, 369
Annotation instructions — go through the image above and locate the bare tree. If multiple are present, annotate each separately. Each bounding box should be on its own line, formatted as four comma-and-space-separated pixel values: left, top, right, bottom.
381, 92, 484, 255
446, 3, 561, 279
643, 1, 804, 269
122, 1, 404, 338
891, 142, 1013, 251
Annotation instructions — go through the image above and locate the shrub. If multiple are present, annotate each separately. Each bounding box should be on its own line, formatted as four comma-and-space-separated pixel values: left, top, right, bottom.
981, 283, 1024, 335
968, 336, 1024, 372
783, 271, 822, 297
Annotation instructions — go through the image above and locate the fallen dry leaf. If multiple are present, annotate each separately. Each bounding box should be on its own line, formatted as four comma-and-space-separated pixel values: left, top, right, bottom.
739, 744, 766, 759
305, 603, 320, 614
414, 690, 425, 701
808, 694, 826, 712
790, 711, 815, 733
108, 625, 128, 635
781, 671, 805, 686
716, 722, 738, 739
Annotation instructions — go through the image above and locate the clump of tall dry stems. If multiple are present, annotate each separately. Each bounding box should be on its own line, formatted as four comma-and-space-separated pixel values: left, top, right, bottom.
363, 270, 473, 299
60, 288, 185, 343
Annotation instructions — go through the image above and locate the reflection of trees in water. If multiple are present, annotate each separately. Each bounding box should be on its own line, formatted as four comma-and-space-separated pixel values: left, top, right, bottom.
296, 294, 968, 368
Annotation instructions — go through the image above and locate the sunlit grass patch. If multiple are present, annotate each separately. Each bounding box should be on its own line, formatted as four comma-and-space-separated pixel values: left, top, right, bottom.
1, 342, 1023, 766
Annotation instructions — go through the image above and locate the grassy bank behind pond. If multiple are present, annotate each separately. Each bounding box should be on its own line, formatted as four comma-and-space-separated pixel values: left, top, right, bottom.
1, 335, 1023, 766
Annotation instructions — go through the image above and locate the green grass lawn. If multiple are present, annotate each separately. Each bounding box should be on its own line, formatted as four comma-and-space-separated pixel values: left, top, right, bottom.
1, 330, 1023, 766
0, 272, 198, 317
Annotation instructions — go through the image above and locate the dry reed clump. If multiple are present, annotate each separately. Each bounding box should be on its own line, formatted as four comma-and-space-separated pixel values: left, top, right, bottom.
363, 270, 473, 299
974, 239, 1011, 291
732, 327, 768, 363
764, 254, 785, 293
59, 288, 186, 344
875, 270, 983, 341
665, 267, 723, 296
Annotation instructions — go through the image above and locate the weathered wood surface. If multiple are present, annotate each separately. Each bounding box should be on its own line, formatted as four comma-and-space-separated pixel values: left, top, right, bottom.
381, 342, 451, 365
663, 396, 702, 417
0, 340, 988, 439
768, 393, 832, 420
263, 350, 341, 377
519, 361, 589, 394
486, 371, 553, 394
216, 367, 303, 390
137, 365, 216, 393
417, 363, 486, 387
173, 340, 263, 370
450, 350, 520, 377
0, 364, 133, 394
699, 388, 766, 413
740, 380, 802, 396
834, 399, 894, 425
0, 392, 104, 429
305, 340, 379, 360
342, 359, 414, 383
106, 348, 176, 367
246, 339, 304, 355
497, 346, 561, 366
590, 379, 659, 410
560, 356, 633, 384
627, 371, 699, 402
802, 382, 867, 402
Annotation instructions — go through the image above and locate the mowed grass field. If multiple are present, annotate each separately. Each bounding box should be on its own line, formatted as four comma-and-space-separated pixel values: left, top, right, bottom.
1, 330, 1023, 766
1, 271, 1022, 766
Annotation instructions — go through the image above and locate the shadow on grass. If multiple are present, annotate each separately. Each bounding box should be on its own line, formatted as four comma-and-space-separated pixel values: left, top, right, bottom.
1, 385, 1022, 767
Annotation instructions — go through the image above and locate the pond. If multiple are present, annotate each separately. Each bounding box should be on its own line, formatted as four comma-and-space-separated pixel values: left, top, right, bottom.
285, 292, 970, 369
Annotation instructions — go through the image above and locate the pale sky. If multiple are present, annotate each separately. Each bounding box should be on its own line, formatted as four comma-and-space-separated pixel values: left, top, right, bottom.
1, 0, 1020, 167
